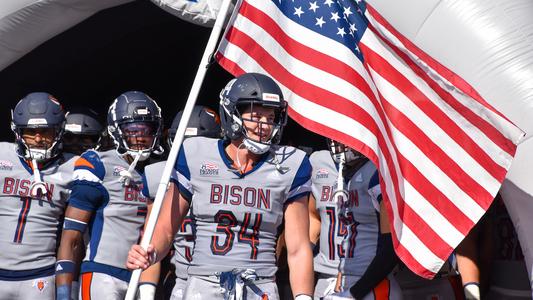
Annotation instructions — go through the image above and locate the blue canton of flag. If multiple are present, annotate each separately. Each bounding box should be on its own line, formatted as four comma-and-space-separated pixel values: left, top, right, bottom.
273, 0, 367, 60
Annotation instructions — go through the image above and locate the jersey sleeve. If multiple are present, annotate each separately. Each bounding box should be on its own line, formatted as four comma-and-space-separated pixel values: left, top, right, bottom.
308, 152, 319, 185
68, 150, 108, 211
172, 146, 192, 203
286, 155, 312, 204
368, 170, 382, 212
141, 173, 151, 201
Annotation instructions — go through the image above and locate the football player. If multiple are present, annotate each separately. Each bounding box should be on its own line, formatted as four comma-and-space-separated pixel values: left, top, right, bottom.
63, 107, 104, 155
308, 139, 369, 299
127, 73, 314, 300
138, 105, 222, 300
323, 140, 402, 300
0, 93, 76, 299
55, 91, 163, 300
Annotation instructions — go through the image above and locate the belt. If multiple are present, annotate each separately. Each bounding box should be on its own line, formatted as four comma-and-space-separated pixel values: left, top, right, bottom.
218, 269, 273, 300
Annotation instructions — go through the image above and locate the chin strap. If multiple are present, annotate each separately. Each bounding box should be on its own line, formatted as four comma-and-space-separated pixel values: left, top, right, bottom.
119, 151, 142, 186
220, 269, 259, 300
235, 143, 248, 173
243, 137, 270, 155
30, 159, 48, 198
333, 157, 350, 222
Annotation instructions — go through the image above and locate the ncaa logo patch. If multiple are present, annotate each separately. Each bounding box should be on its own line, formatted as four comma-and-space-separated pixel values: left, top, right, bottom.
32, 278, 49, 293
0, 160, 13, 171
315, 168, 329, 179
113, 166, 127, 176
200, 162, 219, 176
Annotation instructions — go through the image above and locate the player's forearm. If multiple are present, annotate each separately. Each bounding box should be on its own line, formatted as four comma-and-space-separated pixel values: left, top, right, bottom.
140, 261, 161, 284
56, 230, 84, 300
149, 226, 175, 264
349, 233, 397, 299
287, 244, 314, 296
56, 231, 83, 286
309, 217, 321, 245
138, 262, 161, 300
150, 185, 188, 263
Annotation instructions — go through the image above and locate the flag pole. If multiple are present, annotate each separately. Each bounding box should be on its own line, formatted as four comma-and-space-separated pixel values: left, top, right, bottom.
125, 0, 234, 298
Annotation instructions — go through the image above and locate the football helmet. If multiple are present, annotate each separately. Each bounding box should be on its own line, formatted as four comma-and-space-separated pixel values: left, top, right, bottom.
11, 92, 66, 162
327, 138, 363, 165
64, 107, 104, 154
107, 91, 163, 161
219, 73, 287, 154
167, 105, 221, 147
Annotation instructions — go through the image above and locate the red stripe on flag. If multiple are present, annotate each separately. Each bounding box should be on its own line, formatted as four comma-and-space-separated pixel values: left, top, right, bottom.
361, 45, 496, 211
361, 42, 508, 184
365, 5, 508, 120
365, 20, 517, 159
215, 52, 246, 76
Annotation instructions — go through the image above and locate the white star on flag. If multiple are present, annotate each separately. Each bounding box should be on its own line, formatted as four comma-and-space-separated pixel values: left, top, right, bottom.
294, 6, 304, 18
343, 6, 353, 17
349, 23, 357, 33
309, 1, 319, 13
315, 16, 326, 28
336, 27, 346, 37
330, 12, 340, 22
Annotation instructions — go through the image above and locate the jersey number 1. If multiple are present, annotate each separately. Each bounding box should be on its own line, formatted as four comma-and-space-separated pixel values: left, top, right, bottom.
13, 197, 32, 243
326, 206, 357, 259
211, 210, 262, 259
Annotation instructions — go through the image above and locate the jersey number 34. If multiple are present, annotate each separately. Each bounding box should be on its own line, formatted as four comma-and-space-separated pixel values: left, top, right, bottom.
210, 210, 262, 259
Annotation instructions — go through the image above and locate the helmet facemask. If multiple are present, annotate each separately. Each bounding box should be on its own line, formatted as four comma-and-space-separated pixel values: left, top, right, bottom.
63, 132, 101, 154
327, 138, 363, 166
111, 121, 161, 161
221, 99, 287, 154
12, 123, 64, 163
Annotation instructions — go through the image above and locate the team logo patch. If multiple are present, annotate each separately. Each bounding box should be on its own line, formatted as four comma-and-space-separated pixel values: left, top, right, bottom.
113, 166, 127, 176
0, 160, 13, 171
200, 162, 219, 176
315, 168, 329, 179
32, 278, 49, 293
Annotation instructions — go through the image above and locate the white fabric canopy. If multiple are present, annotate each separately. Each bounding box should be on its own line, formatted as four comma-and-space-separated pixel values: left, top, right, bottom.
0, 0, 132, 71
0, 0, 228, 71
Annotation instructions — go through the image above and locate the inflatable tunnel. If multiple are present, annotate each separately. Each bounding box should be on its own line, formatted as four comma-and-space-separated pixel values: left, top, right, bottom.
1, 0, 532, 295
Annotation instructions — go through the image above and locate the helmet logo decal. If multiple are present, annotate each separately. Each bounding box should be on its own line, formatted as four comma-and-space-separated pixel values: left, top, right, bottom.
65, 123, 82, 133
135, 108, 150, 115
262, 93, 280, 102
27, 118, 48, 125
185, 127, 198, 136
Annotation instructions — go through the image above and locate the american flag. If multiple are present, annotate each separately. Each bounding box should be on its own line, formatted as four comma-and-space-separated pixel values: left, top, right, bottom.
216, 0, 524, 278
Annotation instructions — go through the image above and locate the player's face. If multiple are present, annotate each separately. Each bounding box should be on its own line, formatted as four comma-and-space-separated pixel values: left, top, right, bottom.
240, 105, 276, 143
63, 133, 100, 155
329, 139, 363, 164
120, 122, 157, 151
21, 128, 56, 149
